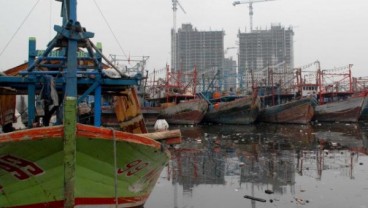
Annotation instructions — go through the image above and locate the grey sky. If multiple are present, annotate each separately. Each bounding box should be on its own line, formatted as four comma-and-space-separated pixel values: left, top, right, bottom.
1, 0, 367, 77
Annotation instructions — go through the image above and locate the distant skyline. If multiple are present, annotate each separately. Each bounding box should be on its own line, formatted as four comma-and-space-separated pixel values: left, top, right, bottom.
1, 0, 367, 77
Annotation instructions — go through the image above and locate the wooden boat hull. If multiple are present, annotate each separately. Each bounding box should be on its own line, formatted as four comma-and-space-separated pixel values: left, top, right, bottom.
0, 88, 16, 130
314, 97, 364, 122
359, 96, 368, 121
0, 123, 170, 208
257, 98, 315, 124
159, 99, 208, 125
141, 107, 161, 126
203, 96, 259, 125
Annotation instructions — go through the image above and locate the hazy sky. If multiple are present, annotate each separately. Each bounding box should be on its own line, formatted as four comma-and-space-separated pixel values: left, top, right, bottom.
1, 0, 367, 77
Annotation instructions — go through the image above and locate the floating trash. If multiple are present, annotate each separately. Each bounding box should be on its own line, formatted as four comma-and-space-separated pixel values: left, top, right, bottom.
265, 189, 274, 194
244, 195, 266, 203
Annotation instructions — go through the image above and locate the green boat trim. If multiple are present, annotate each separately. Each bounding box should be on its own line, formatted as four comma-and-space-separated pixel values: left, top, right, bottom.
0, 123, 173, 207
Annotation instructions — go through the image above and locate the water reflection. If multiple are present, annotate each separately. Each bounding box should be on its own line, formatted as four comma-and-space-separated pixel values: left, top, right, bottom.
146, 123, 368, 208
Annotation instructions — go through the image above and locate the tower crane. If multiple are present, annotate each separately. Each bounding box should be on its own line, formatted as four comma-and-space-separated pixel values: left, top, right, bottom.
233, 0, 275, 32
172, 0, 186, 71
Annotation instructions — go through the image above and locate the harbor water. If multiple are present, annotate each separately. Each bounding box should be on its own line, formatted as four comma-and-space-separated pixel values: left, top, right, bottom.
145, 123, 368, 208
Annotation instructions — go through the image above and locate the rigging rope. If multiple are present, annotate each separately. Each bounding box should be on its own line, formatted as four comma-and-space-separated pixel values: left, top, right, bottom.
92, 0, 128, 59
0, 0, 41, 59
112, 128, 119, 208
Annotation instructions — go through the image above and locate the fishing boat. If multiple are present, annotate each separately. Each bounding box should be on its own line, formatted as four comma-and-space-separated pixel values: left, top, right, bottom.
145, 65, 208, 125
141, 106, 161, 126
255, 82, 316, 124
99, 88, 147, 133
356, 90, 368, 121
144, 95, 208, 125
360, 98, 368, 121
295, 62, 362, 123
0, 123, 179, 208
257, 97, 315, 124
158, 98, 208, 125
314, 96, 364, 123
0, 1, 180, 207
202, 94, 260, 125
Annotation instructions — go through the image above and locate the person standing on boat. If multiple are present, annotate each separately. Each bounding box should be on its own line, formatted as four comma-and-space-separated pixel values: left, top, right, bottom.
40, 75, 60, 126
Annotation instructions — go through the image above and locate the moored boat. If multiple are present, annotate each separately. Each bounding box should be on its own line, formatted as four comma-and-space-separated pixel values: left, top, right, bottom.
144, 65, 207, 125
141, 106, 161, 126
360, 97, 368, 121
0, 123, 179, 208
257, 97, 315, 124
203, 95, 259, 125
158, 98, 208, 125
314, 96, 364, 122
357, 90, 368, 121
0, 87, 16, 132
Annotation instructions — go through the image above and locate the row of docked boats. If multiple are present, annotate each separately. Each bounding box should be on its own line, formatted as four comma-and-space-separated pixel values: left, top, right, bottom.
141, 91, 368, 125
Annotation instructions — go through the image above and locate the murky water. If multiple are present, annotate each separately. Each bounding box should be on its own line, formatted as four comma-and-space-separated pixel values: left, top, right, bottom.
145, 123, 368, 208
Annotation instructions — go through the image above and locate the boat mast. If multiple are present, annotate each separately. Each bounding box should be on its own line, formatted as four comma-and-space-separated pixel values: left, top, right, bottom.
62, 0, 78, 207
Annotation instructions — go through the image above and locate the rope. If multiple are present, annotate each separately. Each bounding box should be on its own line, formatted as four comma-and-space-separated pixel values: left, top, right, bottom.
88, 40, 126, 77
92, 0, 128, 59
0, 0, 41, 58
112, 129, 119, 208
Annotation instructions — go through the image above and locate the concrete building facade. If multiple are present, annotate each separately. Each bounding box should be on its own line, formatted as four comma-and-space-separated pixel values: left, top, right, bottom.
238, 24, 294, 90
172, 24, 224, 75
222, 57, 237, 92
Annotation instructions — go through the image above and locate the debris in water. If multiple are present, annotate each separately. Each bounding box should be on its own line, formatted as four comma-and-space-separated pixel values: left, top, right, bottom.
265, 189, 274, 194
295, 197, 306, 205
244, 195, 267, 202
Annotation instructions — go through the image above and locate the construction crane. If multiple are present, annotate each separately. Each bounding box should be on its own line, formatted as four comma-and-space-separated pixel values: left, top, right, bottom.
233, 0, 275, 32
172, 0, 186, 72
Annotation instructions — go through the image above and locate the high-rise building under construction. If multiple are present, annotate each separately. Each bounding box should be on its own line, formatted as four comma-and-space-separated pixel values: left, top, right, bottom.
238, 24, 294, 89
172, 24, 224, 74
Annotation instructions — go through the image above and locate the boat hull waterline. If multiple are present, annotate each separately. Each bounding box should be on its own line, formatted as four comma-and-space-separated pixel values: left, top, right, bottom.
257, 97, 315, 124
159, 99, 208, 125
314, 97, 364, 123
204, 96, 259, 125
0, 123, 170, 208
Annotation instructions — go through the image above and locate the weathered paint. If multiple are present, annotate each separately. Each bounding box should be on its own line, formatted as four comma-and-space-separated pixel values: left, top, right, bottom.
64, 97, 77, 208
359, 96, 368, 121
314, 96, 364, 122
141, 107, 161, 126
0, 124, 170, 208
113, 88, 148, 133
0, 88, 16, 126
159, 99, 208, 125
204, 96, 259, 125
257, 97, 315, 124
